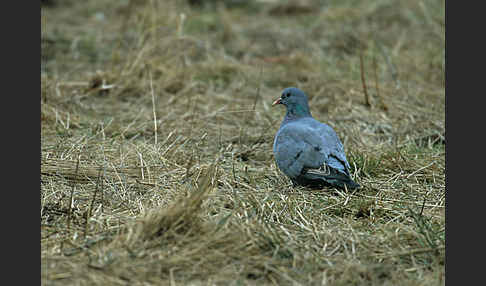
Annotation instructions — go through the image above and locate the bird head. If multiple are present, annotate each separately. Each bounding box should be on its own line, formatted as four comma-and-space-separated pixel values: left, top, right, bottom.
272, 87, 311, 118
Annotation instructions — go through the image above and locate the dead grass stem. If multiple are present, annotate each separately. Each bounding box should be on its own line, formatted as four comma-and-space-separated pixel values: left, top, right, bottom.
41, 0, 444, 284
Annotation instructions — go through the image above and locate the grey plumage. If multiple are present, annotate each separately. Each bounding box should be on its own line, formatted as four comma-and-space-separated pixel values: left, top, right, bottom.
272, 87, 360, 190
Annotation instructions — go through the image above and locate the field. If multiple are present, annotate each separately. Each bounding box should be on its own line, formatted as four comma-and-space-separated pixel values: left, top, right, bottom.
41, 0, 445, 285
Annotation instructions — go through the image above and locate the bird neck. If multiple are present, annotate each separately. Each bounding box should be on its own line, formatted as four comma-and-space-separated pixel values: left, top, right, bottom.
285, 104, 311, 121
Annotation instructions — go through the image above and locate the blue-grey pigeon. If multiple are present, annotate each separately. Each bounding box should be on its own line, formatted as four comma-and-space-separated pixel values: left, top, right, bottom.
272, 87, 360, 190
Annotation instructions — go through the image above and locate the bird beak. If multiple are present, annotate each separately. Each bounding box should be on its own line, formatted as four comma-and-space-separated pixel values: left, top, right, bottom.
272, 98, 282, 106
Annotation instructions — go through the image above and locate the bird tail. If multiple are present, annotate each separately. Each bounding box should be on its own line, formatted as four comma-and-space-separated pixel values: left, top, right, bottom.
304, 168, 360, 190
322, 174, 360, 190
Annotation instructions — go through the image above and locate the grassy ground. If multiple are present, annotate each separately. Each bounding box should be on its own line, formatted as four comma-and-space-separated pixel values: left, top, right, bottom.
41, 0, 445, 285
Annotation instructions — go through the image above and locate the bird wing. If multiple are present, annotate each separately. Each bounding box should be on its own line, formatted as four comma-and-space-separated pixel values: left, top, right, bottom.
273, 118, 350, 179
309, 118, 351, 173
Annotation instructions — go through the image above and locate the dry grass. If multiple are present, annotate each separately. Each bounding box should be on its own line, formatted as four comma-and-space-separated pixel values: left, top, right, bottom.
41, 0, 445, 285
